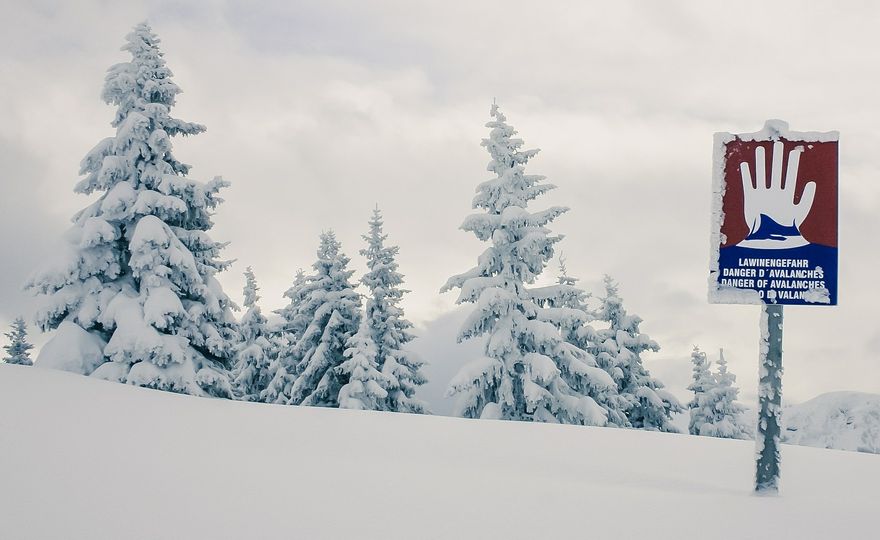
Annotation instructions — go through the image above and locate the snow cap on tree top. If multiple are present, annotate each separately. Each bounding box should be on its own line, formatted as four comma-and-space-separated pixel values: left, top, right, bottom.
101, 20, 205, 135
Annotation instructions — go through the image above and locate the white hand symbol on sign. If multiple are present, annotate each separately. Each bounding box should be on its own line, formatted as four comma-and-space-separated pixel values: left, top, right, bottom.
738, 141, 815, 248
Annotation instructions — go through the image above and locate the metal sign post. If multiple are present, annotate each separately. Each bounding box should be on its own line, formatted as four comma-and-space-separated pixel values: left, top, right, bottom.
709, 120, 838, 494
755, 304, 783, 493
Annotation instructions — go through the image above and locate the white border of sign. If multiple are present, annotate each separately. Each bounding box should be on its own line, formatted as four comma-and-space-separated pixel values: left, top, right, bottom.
708, 120, 839, 305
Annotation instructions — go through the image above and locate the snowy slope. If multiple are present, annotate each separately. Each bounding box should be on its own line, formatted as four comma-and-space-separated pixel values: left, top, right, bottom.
783, 391, 880, 454
1, 365, 878, 540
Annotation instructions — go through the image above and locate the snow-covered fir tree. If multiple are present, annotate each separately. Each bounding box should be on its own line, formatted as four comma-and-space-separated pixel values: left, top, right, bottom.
442, 103, 616, 424
262, 268, 308, 404
359, 207, 428, 413
699, 349, 751, 439
337, 318, 390, 410
231, 267, 273, 401
687, 346, 715, 436
532, 258, 630, 426
3, 318, 34, 366
26, 22, 237, 397
285, 231, 362, 407
594, 276, 682, 432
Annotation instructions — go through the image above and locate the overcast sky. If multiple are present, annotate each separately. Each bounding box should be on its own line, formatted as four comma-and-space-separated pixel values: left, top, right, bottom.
2, 0, 878, 412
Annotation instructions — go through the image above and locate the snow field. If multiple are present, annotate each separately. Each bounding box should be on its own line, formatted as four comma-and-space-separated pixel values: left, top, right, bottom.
1, 364, 878, 540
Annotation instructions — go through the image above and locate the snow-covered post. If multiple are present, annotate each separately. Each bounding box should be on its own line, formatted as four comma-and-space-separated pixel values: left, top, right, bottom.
711, 121, 839, 494
756, 305, 783, 493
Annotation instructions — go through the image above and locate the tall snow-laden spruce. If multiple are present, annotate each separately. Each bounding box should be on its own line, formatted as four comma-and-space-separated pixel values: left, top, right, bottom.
594, 276, 682, 432
442, 103, 616, 424
286, 231, 361, 407
25, 22, 237, 396
3, 318, 34, 366
687, 346, 715, 435
699, 349, 750, 439
231, 267, 273, 401
359, 207, 428, 413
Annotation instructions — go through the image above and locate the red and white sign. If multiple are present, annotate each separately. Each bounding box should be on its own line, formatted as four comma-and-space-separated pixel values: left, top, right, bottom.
709, 120, 839, 306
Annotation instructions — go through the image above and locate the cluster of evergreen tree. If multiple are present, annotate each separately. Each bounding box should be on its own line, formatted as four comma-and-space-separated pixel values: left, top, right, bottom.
22, 23, 680, 429
688, 346, 751, 439
235, 218, 427, 412
23, 22, 427, 414
443, 104, 681, 430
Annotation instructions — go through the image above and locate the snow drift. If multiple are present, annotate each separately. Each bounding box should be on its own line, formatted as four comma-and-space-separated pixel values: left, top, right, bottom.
1, 364, 878, 539
784, 391, 880, 454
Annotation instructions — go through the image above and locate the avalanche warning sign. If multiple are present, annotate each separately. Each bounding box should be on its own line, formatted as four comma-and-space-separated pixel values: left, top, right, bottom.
709, 120, 839, 306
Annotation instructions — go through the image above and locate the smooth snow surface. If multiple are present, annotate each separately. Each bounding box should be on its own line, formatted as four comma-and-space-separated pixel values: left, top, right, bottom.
1, 364, 878, 539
